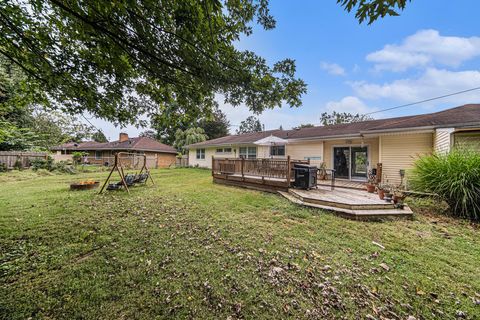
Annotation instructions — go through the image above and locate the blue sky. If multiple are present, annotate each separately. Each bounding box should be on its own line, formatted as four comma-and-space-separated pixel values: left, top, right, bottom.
92, 1, 480, 140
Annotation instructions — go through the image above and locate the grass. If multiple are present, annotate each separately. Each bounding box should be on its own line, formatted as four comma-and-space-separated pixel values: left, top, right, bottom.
1, 168, 479, 319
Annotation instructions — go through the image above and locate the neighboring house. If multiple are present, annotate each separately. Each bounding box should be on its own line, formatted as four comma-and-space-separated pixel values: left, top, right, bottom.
51, 133, 177, 168
186, 104, 480, 186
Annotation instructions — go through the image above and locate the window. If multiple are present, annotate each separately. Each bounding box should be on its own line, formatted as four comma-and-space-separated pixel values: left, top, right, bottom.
215, 147, 233, 154
270, 145, 285, 156
239, 147, 257, 159
196, 148, 205, 160
95, 151, 102, 160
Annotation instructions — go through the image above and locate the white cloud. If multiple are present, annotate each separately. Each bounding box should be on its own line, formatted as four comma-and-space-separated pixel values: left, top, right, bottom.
320, 61, 346, 76
367, 29, 480, 72
351, 68, 480, 104
324, 96, 376, 114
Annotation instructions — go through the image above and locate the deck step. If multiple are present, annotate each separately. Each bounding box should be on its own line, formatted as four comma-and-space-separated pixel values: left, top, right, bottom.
278, 190, 413, 220
289, 189, 394, 210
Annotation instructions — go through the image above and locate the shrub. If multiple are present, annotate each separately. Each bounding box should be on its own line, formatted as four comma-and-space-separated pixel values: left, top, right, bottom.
52, 161, 76, 174
0, 162, 7, 173
409, 149, 480, 221
13, 159, 23, 170
72, 151, 87, 165
31, 157, 54, 171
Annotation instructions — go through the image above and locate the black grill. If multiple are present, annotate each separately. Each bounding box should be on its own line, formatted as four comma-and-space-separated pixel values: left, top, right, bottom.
293, 164, 317, 190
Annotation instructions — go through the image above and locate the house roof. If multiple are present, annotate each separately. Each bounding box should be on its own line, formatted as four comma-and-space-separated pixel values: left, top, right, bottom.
51, 136, 177, 154
187, 104, 480, 148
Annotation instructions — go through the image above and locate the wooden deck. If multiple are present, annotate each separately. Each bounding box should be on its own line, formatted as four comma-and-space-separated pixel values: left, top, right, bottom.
213, 173, 291, 192
279, 186, 413, 220
212, 157, 411, 220
318, 179, 366, 190
212, 157, 307, 192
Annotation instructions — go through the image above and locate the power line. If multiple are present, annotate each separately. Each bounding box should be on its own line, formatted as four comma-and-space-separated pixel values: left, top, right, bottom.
81, 114, 105, 135
364, 86, 480, 116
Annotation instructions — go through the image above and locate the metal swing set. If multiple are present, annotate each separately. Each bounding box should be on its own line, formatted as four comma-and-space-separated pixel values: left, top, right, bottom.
99, 152, 154, 194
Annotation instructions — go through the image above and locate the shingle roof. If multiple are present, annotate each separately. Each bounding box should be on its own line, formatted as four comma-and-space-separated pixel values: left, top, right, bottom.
51, 136, 177, 154
187, 104, 480, 148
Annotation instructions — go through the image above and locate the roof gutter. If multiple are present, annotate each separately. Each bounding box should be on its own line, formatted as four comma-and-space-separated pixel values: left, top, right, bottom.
360, 127, 435, 137
360, 121, 480, 136
286, 133, 363, 142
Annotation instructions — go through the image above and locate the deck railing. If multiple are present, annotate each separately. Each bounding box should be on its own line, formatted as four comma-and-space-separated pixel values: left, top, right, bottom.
212, 156, 309, 184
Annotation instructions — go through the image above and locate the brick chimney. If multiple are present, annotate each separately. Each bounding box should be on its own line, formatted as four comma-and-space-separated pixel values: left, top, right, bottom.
119, 132, 129, 142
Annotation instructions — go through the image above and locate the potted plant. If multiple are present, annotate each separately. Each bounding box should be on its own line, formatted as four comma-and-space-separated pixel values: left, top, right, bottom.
393, 189, 406, 204
366, 170, 376, 193
377, 183, 386, 200
318, 162, 327, 180
383, 181, 393, 202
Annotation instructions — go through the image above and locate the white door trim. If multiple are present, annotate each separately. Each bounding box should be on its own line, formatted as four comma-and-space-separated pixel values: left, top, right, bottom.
331, 144, 370, 181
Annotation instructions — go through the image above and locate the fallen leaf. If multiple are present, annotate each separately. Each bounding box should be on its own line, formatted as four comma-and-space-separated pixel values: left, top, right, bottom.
416, 289, 426, 296
379, 263, 390, 271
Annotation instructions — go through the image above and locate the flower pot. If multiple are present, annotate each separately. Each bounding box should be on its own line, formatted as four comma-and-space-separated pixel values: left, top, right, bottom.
393, 195, 405, 204
366, 184, 375, 193
378, 189, 385, 200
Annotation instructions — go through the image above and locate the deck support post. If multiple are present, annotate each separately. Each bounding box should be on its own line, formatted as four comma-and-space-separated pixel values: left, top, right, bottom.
286, 155, 291, 188
211, 156, 214, 176
376, 163, 382, 184
241, 157, 244, 180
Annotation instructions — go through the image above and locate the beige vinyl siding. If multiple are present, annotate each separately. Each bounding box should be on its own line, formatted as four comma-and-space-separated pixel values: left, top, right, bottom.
286, 141, 324, 166
188, 147, 216, 168
379, 132, 433, 186
189, 145, 264, 168
434, 128, 454, 153
323, 137, 379, 171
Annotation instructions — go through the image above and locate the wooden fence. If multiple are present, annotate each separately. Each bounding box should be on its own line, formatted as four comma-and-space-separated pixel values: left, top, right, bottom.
211, 157, 309, 192
176, 156, 189, 167
0, 151, 49, 169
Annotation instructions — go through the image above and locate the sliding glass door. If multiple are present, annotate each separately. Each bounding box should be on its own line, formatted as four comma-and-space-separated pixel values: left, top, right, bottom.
333, 147, 350, 179
351, 147, 368, 179
333, 146, 368, 180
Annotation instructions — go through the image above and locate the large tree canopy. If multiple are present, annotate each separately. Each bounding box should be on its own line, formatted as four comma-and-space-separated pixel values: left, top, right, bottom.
0, 56, 94, 150
0, 0, 307, 127
337, 0, 411, 25
320, 111, 372, 126
174, 127, 208, 154
197, 107, 230, 140
236, 116, 262, 134
0, 0, 411, 134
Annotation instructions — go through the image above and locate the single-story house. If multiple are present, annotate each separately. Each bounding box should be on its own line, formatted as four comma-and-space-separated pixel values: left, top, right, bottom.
51, 133, 177, 168
186, 104, 480, 186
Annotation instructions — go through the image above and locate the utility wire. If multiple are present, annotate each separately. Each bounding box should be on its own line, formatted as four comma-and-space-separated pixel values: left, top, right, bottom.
364, 86, 480, 116
81, 114, 105, 135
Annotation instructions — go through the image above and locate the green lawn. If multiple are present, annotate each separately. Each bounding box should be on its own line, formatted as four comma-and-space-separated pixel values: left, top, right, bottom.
1, 168, 479, 319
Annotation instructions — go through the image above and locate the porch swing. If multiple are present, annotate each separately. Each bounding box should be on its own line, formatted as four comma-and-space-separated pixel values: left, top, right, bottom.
98, 152, 154, 194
